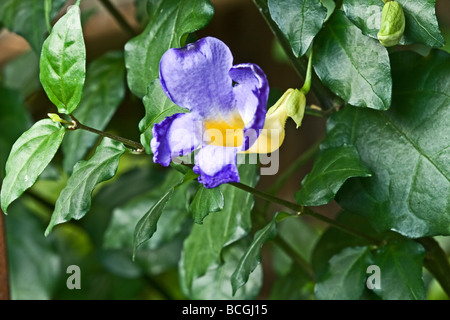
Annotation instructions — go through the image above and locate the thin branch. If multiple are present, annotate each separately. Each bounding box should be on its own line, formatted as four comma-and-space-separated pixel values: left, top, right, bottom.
98, 0, 139, 37
69, 115, 144, 152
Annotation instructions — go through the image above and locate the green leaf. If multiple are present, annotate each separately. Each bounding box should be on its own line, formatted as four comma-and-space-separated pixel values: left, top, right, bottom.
189, 185, 224, 224
139, 80, 187, 154
327, 50, 450, 238
311, 211, 380, 279
295, 145, 371, 206
45, 138, 126, 236
132, 188, 175, 258
181, 238, 263, 300
124, 0, 214, 98
314, 246, 373, 300
62, 51, 126, 173
313, 10, 392, 110
268, 0, 327, 57
231, 213, 278, 295
371, 240, 426, 300
180, 164, 259, 294
0, 87, 31, 178
39, 3, 86, 114
342, 0, 445, 47
0, 0, 66, 52
5, 200, 61, 299
2, 50, 40, 98
1, 119, 65, 214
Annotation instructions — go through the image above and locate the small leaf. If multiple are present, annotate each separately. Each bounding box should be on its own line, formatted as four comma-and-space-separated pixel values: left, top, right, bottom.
1, 119, 65, 214
39, 3, 86, 114
295, 145, 371, 206
268, 0, 327, 57
124, 0, 214, 97
313, 10, 392, 110
372, 240, 426, 300
132, 188, 175, 259
180, 164, 259, 294
314, 246, 373, 300
181, 238, 263, 300
189, 185, 224, 224
62, 51, 126, 173
342, 0, 445, 47
45, 138, 126, 236
139, 80, 187, 154
231, 213, 279, 295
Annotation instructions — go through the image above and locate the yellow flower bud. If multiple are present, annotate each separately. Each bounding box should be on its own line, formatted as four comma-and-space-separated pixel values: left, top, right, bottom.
377, 1, 406, 47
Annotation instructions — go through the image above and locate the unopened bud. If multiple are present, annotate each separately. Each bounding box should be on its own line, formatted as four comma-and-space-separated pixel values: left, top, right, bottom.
377, 1, 405, 47
285, 89, 306, 128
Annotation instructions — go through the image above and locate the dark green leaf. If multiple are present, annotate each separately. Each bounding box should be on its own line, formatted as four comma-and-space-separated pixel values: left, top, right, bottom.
39, 4, 86, 114
314, 246, 373, 300
180, 164, 258, 294
296, 145, 371, 206
2, 50, 40, 97
371, 240, 426, 300
5, 200, 60, 299
342, 0, 445, 47
0, 0, 66, 52
181, 238, 263, 300
313, 10, 391, 110
139, 80, 187, 154
327, 50, 450, 237
62, 51, 126, 173
189, 185, 224, 224
269, 264, 313, 300
45, 138, 126, 236
231, 213, 278, 295
0, 87, 31, 178
268, 0, 327, 57
124, 0, 214, 97
1, 119, 65, 214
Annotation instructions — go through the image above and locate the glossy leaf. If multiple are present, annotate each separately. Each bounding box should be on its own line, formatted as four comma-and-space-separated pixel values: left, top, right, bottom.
189, 185, 224, 224
124, 0, 214, 98
231, 213, 278, 295
0, 87, 31, 178
182, 238, 263, 300
62, 51, 126, 173
313, 10, 391, 110
180, 164, 258, 293
1, 119, 65, 214
0, 0, 66, 52
328, 50, 450, 238
314, 246, 373, 300
45, 138, 126, 236
139, 80, 187, 154
268, 0, 327, 57
372, 240, 426, 300
296, 145, 371, 206
342, 0, 445, 47
39, 4, 86, 114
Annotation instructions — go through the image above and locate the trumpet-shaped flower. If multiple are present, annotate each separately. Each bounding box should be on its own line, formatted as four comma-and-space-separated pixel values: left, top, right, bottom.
151, 37, 269, 188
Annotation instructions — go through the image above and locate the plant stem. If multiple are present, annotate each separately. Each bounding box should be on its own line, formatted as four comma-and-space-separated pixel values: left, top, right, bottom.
266, 137, 322, 195
69, 115, 144, 152
98, 0, 139, 37
272, 236, 315, 281
252, 0, 337, 112
230, 181, 382, 245
416, 237, 450, 298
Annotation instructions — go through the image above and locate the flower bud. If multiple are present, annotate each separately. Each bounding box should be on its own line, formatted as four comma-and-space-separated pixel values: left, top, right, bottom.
285, 89, 306, 129
377, 1, 405, 47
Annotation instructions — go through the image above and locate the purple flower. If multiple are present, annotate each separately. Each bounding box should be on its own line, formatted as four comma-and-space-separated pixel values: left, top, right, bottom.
151, 37, 269, 188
